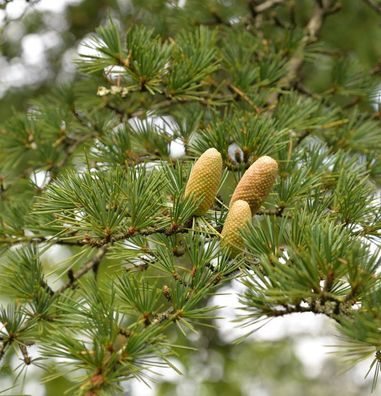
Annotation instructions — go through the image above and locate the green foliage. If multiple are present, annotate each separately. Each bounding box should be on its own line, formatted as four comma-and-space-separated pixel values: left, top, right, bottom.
1, 1, 381, 395
167, 27, 219, 99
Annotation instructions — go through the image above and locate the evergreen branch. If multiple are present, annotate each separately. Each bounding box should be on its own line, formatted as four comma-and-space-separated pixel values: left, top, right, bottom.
256, 207, 286, 217
261, 296, 354, 324
19, 343, 31, 365
1, 5, 380, 392
263, 303, 336, 320
0, 315, 36, 364
0, 224, 195, 248
271, 0, 341, 102
104, 103, 125, 122
295, 130, 311, 145
363, 0, 381, 15
370, 59, 381, 75
0, 236, 85, 246
150, 307, 176, 325
106, 94, 226, 120
228, 84, 262, 113
40, 278, 54, 297
0, 340, 10, 363
289, 0, 338, 68
251, 0, 285, 14
55, 246, 109, 294
128, 99, 174, 118
54, 135, 91, 169
88, 224, 193, 247
68, 106, 105, 138
130, 92, 230, 117
294, 81, 322, 100
207, 10, 231, 27
44, 107, 101, 183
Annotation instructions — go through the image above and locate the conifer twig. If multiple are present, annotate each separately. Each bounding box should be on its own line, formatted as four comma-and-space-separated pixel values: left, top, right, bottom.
55, 245, 109, 294
0, 224, 194, 248
0, 340, 10, 363
0, 236, 85, 246
252, 0, 285, 14
256, 207, 286, 217
269, 0, 341, 103
150, 307, 177, 325
19, 344, 31, 365
264, 297, 353, 324
363, 0, 381, 15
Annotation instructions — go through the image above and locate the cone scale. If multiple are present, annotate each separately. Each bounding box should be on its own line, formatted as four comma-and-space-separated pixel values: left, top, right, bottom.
184, 148, 223, 216
230, 156, 278, 214
221, 200, 252, 256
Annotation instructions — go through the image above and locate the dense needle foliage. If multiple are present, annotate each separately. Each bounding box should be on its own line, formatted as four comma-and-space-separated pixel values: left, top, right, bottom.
0, 0, 381, 395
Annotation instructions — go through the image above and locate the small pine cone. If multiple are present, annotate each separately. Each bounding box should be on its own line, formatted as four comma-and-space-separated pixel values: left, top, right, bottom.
230, 156, 278, 214
184, 148, 223, 215
221, 200, 252, 256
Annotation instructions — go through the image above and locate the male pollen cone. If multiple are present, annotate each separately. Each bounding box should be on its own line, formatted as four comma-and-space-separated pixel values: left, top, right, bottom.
230, 156, 278, 214
184, 148, 223, 216
221, 200, 252, 256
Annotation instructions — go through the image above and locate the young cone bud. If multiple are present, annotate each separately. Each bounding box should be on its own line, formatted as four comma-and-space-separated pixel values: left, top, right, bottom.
184, 148, 223, 215
221, 200, 252, 256
230, 156, 278, 214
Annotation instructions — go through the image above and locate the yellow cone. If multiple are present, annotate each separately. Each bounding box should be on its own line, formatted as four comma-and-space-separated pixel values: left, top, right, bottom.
184, 148, 223, 215
221, 200, 252, 256
230, 156, 278, 214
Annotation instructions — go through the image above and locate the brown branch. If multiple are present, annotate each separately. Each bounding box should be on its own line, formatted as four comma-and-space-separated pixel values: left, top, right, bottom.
0, 223, 193, 248
104, 103, 125, 122
45, 108, 101, 185
0, 340, 10, 363
256, 206, 286, 217
363, 0, 381, 15
55, 245, 108, 294
150, 307, 177, 326
88, 224, 192, 247
371, 59, 381, 75
253, 0, 285, 14
103, 95, 199, 120
0, 236, 86, 246
209, 10, 231, 27
53, 135, 91, 170
286, 0, 340, 82
295, 130, 311, 145
228, 84, 262, 113
104, 86, 231, 121
19, 344, 31, 365
247, 0, 286, 33
270, 0, 341, 103
40, 278, 54, 297
264, 304, 312, 317
263, 296, 353, 324
294, 81, 322, 99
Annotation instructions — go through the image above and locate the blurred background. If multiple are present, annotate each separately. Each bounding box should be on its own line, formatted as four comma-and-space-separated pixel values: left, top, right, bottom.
1, 0, 380, 395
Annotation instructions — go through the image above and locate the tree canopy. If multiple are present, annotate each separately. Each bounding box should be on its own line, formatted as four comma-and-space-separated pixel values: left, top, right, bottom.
0, 1, 380, 395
